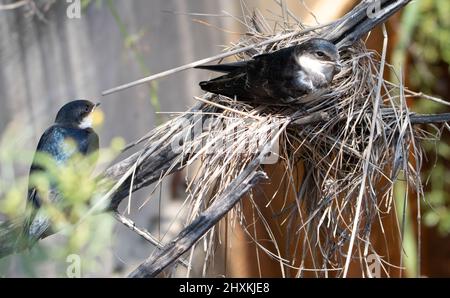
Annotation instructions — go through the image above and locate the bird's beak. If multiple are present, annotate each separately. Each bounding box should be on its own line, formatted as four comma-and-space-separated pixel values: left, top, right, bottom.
89, 102, 101, 113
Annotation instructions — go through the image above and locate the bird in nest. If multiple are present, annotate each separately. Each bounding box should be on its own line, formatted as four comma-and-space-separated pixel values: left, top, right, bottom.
196, 38, 342, 103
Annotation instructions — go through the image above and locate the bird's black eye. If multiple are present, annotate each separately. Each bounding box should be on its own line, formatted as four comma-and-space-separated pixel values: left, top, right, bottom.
315, 51, 325, 58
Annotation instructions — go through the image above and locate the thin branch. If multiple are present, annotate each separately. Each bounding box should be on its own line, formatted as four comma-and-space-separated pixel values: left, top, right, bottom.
128, 170, 268, 278
0, 0, 30, 10
274, 0, 300, 24
410, 113, 450, 124
113, 212, 190, 268
329, 0, 412, 47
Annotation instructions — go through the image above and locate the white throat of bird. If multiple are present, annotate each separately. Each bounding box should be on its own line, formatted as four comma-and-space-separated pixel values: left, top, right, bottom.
297, 55, 328, 79
79, 113, 93, 129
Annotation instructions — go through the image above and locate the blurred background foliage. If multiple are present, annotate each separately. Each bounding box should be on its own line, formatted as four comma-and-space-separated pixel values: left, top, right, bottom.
405, 0, 450, 236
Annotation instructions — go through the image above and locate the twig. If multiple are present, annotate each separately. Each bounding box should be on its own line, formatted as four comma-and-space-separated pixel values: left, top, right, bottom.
329, 0, 412, 47
274, 0, 300, 24
128, 170, 268, 278
113, 212, 190, 268
121, 102, 204, 152
380, 78, 450, 107
280, 0, 288, 25
0, 0, 29, 10
410, 113, 450, 124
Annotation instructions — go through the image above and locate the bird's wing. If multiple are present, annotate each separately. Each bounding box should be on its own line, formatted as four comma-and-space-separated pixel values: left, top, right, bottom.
83, 129, 99, 156
199, 72, 250, 99
249, 46, 312, 100
25, 126, 79, 241
195, 61, 248, 73
31, 126, 73, 167
78, 129, 100, 174
28, 126, 64, 206
246, 53, 273, 83
198, 48, 296, 100
248, 46, 298, 81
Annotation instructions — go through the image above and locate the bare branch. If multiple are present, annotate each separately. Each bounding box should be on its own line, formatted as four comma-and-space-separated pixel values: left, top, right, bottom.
0, 0, 30, 10
328, 0, 412, 47
128, 170, 268, 278
113, 212, 190, 268
410, 113, 450, 125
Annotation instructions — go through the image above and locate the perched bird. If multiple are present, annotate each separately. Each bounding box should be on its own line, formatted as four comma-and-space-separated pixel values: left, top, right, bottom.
196, 38, 341, 102
22, 100, 100, 246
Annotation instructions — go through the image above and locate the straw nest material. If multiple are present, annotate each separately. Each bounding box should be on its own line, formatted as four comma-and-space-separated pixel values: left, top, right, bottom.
133, 9, 432, 277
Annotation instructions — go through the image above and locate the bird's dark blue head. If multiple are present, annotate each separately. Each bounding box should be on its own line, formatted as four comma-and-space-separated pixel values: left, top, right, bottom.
55, 100, 100, 129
